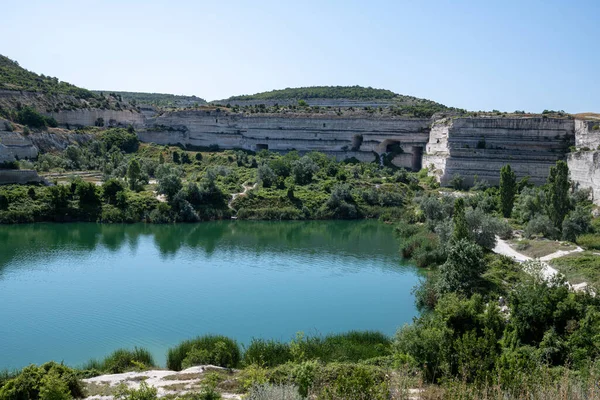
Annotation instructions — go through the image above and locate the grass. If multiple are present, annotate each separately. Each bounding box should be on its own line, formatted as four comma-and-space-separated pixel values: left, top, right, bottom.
82, 347, 156, 374
509, 238, 575, 258
577, 233, 600, 250
550, 251, 600, 286
166, 335, 241, 371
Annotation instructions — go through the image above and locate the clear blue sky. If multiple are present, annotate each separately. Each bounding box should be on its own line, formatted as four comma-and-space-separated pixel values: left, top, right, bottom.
2, 0, 598, 112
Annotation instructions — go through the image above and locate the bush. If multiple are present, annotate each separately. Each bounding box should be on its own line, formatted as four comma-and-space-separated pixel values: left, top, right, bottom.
167, 335, 241, 371
561, 206, 591, 242
0, 362, 85, 400
437, 239, 484, 295
449, 173, 465, 190
114, 381, 157, 400
15, 106, 47, 128
247, 383, 301, 400
101, 129, 139, 153
291, 156, 319, 185
84, 347, 156, 374
257, 164, 276, 188
525, 214, 559, 239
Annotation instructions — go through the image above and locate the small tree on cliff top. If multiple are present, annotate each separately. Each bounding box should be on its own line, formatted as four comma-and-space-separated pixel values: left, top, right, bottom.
499, 164, 517, 218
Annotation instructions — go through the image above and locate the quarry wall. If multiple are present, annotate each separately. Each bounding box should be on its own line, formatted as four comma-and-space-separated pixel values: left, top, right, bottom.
424, 117, 575, 186
140, 111, 430, 169
48, 109, 145, 129
6, 104, 600, 204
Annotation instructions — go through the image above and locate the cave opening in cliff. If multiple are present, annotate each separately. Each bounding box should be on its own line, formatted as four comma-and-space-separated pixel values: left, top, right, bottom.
385, 141, 402, 153
256, 143, 269, 151
412, 146, 423, 171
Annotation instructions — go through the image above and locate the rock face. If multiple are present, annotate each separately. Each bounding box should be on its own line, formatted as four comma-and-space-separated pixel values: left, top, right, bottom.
0, 120, 95, 163
424, 117, 575, 186
0, 169, 44, 185
48, 109, 145, 129
6, 102, 600, 205
568, 150, 600, 202
141, 111, 430, 169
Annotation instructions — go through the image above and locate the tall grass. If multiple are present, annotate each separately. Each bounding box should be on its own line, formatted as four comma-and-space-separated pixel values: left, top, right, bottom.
82, 347, 155, 374
243, 339, 293, 367
243, 331, 392, 368
167, 335, 241, 371
295, 331, 392, 363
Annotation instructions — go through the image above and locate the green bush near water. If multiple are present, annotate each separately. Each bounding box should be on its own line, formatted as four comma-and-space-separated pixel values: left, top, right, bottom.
82, 347, 156, 374
167, 335, 241, 370
0, 362, 84, 400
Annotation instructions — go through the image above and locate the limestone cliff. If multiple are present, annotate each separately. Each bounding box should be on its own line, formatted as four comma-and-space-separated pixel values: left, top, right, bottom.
424, 117, 574, 185
141, 110, 430, 169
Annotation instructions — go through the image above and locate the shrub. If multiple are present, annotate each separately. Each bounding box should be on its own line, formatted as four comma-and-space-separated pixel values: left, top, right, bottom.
243, 339, 292, 367
449, 173, 465, 190
246, 383, 301, 400
16, 106, 47, 128
167, 335, 241, 371
101, 129, 139, 153
0, 362, 85, 400
561, 206, 591, 242
257, 164, 276, 188
85, 347, 156, 374
437, 239, 484, 295
525, 214, 559, 239
291, 156, 319, 185
38, 370, 71, 400
114, 381, 157, 400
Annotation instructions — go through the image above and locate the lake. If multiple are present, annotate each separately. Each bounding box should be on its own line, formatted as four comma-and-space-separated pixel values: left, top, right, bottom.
0, 220, 420, 370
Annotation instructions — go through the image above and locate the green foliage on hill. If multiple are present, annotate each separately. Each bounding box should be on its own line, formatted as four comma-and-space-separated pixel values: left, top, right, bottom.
92, 91, 207, 108
0, 54, 97, 99
227, 85, 398, 100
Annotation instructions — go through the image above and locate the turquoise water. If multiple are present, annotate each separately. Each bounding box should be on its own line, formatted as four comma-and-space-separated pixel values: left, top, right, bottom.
0, 221, 420, 369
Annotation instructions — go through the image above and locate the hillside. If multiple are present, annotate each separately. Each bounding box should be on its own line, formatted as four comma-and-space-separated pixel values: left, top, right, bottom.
92, 91, 207, 108
226, 85, 398, 100
0, 55, 97, 99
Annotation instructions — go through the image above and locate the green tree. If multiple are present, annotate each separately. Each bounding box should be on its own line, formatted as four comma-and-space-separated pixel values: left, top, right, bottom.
102, 178, 125, 204
291, 156, 319, 185
437, 239, 484, 295
546, 160, 571, 229
499, 164, 516, 217
127, 159, 142, 191
257, 164, 276, 188
452, 198, 469, 242
158, 174, 182, 202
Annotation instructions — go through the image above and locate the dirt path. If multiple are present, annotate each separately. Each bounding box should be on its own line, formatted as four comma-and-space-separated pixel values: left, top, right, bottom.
228, 182, 257, 212
493, 236, 587, 288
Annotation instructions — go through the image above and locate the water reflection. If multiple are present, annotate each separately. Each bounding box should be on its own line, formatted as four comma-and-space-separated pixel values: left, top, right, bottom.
0, 220, 403, 275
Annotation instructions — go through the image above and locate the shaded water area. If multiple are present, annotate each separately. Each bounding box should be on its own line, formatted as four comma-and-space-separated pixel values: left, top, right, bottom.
0, 220, 420, 369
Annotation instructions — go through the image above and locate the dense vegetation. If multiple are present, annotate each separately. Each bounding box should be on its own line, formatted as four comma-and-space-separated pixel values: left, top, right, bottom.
91, 91, 207, 108
0, 128, 418, 224
0, 55, 97, 99
225, 86, 398, 100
